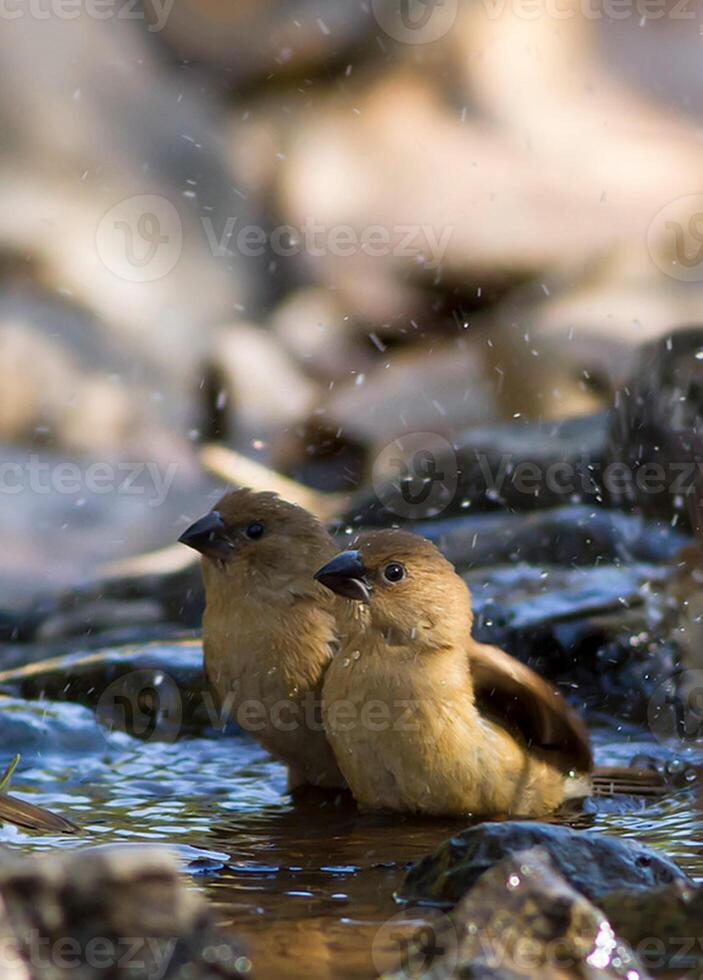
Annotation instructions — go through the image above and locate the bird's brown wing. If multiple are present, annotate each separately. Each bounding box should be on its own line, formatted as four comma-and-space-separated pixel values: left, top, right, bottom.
0, 793, 78, 834
469, 643, 592, 773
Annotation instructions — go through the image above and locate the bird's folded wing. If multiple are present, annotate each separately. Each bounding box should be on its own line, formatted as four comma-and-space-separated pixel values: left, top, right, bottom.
0, 793, 79, 834
469, 643, 593, 772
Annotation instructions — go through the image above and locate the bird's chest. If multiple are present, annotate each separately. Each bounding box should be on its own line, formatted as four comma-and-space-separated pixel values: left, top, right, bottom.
322, 652, 470, 810
205, 606, 281, 705
203, 595, 334, 718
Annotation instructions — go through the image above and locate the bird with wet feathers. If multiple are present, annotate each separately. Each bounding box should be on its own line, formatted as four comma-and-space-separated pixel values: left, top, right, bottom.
179, 488, 346, 790
315, 528, 664, 817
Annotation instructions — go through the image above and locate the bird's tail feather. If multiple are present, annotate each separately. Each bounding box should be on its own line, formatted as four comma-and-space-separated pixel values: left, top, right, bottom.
0, 793, 78, 833
591, 766, 668, 798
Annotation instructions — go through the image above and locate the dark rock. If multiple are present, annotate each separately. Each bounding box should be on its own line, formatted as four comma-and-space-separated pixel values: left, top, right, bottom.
605, 326, 703, 530
0, 544, 205, 652
65, 549, 206, 635
469, 563, 663, 634
342, 414, 609, 525
0, 645, 230, 740
400, 822, 690, 907
0, 846, 249, 979
36, 598, 166, 642
387, 847, 649, 979
414, 505, 688, 569
467, 562, 674, 721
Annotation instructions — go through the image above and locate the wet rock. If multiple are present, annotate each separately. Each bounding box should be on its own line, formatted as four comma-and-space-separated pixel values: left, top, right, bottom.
469, 562, 662, 667
0, 644, 225, 739
511, 626, 674, 725
605, 326, 703, 530
388, 848, 649, 979
0, 626, 193, 675
0, 542, 206, 650
400, 822, 690, 907
468, 561, 662, 634
0, 846, 249, 979
471, 561, 651, 635
598, 879, 703, 970
0, 698, 114, 762
79, 546, 207, 633
35, 599, 166, 643
342, 414, 608, 525
415, 505, 687, 569
461, 559, 678, 721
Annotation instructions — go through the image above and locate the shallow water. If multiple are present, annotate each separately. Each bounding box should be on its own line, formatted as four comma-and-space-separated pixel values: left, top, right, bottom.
1, 640, 702, 979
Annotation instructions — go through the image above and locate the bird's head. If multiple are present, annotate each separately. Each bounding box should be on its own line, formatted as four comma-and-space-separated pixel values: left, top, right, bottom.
314, 529, 471, 649
179, 488, 335, 592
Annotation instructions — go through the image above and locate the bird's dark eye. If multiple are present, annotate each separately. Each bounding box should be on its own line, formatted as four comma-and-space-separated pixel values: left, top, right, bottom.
245, 521, 265, 540
383, 562, 405, 583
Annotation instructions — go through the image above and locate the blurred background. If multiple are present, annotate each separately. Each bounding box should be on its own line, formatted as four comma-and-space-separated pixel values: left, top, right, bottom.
2, 0, 703, 605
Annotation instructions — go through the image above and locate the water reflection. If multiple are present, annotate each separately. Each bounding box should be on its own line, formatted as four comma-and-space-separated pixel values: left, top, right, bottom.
0, 651, 701, 979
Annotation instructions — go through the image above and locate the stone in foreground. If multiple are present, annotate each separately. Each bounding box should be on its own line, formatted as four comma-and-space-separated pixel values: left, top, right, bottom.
0, 845, 248, 979
387, 847, 649, 979
400, 821, 690, 906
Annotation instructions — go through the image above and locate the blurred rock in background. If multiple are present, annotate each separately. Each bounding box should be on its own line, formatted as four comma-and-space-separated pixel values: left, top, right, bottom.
3, 0, 703, 604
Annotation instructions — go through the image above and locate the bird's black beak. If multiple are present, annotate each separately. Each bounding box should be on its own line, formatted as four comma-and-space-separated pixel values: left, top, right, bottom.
314, 550, 371, 603
178, 511, 234, 560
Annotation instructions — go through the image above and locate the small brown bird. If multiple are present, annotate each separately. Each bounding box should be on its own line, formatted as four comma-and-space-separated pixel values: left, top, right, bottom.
179, 489, 346, 790
316, 529, 661, 818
